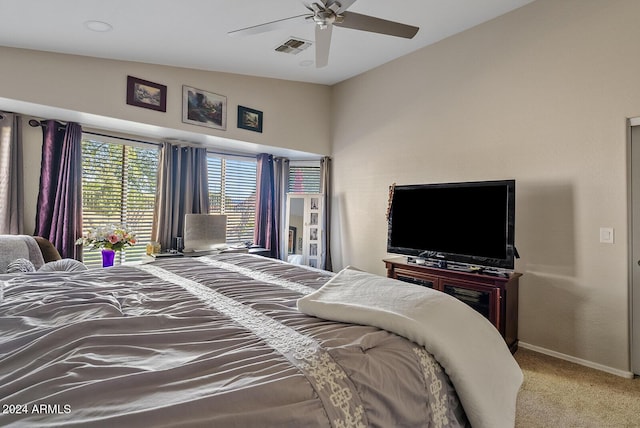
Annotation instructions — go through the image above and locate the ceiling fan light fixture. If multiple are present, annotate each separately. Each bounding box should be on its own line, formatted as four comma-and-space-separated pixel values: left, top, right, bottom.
312, 9, 339, 28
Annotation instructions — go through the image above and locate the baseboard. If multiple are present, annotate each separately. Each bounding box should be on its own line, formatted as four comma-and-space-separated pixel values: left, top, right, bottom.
518, 342, 635, 379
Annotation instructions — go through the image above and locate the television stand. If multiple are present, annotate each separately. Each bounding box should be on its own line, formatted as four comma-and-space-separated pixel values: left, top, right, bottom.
383, 256, 520, 353
407, 256, 512, 276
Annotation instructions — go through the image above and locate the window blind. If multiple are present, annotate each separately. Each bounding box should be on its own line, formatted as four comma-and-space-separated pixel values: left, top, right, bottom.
80, 137, 159, 267
288, 165, 321, 193
207, 155, 257, 244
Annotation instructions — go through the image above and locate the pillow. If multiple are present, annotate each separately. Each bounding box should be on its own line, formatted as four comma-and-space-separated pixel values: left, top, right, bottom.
33, 236, 62, 262
7, 258, 36, 273
38, 259, 88, 272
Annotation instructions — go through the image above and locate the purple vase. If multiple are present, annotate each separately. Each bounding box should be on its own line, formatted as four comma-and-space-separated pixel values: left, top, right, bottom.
101, 249, 116, 267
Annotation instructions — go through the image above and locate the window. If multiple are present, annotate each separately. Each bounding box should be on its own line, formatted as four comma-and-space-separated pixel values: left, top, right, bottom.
288, 163, 321, 193
80, 137, 256, 262
80, 135, 159, 267
207, 155, 257, 244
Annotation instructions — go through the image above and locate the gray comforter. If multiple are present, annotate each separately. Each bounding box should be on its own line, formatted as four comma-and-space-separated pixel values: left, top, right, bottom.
0, 253, 467, 427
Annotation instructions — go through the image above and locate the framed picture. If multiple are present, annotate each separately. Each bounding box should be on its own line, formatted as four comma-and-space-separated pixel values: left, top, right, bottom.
288, 226, 297, 254
126, 76, 167, 112
183, 85, 227, 130
237, 105, 263, 133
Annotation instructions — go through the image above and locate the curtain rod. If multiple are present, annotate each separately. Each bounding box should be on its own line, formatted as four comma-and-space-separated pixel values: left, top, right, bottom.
84, 130, 161, 147
28, 119, 67, 130
86, 131, 257, 160
206, 149, 256, 160
22, 116, 268, 161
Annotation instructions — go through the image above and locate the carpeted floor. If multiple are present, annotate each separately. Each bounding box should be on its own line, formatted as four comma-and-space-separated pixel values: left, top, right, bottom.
514, 348, 640, 427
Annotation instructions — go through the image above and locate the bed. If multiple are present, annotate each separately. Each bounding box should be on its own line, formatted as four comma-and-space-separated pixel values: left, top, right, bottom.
0, 253, 522, 427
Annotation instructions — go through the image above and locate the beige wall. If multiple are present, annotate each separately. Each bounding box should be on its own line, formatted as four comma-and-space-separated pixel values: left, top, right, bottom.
330, 0, 639, 373
0, 46, 331, 233
0, 46, 331, 156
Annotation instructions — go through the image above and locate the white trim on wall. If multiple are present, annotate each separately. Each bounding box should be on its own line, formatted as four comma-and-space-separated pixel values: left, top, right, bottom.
518, 342, 634, 379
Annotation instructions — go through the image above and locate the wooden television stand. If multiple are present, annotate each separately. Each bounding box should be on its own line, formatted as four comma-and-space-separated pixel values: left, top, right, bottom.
383, 257, 521, 353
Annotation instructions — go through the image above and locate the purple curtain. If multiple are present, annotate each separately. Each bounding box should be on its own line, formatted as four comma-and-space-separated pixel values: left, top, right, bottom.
152, 142, 209, 251
320, 156, 332, 271
254, 153, 278, 257
34, 120, 83, 259
273, 157, 288, 259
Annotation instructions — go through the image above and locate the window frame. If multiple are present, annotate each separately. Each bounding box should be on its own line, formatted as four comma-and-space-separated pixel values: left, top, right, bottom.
79, 132, 160, 267
206, 152, 257, 245
78, 131, 260, 264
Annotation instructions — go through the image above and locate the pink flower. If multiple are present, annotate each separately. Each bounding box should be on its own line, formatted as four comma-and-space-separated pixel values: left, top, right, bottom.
108, 234, 120, 244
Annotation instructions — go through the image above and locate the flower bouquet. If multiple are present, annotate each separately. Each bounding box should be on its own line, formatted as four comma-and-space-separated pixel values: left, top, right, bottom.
76, 225, 137, 251
76, 225, 137, 267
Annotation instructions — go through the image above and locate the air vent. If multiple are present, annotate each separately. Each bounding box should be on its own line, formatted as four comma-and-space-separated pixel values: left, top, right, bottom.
274, 38, 312, 55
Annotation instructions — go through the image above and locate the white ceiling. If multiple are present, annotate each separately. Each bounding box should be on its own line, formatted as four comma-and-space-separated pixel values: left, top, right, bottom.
0, 0, 535, 86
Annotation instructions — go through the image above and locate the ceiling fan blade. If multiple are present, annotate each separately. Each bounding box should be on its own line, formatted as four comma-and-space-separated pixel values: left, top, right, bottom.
315, 24, 332, 68
306, 2, 322, 13
228, 14, 309, 37
336, 11, 419, 39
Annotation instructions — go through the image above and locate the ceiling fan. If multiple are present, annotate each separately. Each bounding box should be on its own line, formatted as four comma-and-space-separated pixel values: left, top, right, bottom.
228, 0, 419, 68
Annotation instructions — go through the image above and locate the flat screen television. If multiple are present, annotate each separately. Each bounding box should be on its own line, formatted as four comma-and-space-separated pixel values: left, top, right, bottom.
387, 179, 516, 270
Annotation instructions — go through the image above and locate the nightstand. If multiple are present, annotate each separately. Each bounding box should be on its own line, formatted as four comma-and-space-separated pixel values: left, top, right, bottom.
248, 247, 272, 258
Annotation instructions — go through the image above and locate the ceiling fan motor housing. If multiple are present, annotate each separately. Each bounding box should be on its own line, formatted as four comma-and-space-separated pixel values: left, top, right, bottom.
310, 2, 343, 29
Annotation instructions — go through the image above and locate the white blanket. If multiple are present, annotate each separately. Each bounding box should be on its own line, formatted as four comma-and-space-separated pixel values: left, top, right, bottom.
297, 267, 523, 428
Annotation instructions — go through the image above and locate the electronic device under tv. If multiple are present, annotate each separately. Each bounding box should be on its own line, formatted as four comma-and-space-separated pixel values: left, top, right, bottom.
387, 179, 516, 270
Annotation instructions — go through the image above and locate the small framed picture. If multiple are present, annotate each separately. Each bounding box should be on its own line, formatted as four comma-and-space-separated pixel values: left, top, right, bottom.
183, 85, 227, 130
288, 226, 296, 254
237, 105, 263, 133
126, 76, 167, 112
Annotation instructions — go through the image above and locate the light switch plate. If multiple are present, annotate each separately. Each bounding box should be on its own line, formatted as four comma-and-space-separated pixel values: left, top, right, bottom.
600, 227, 614, 244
